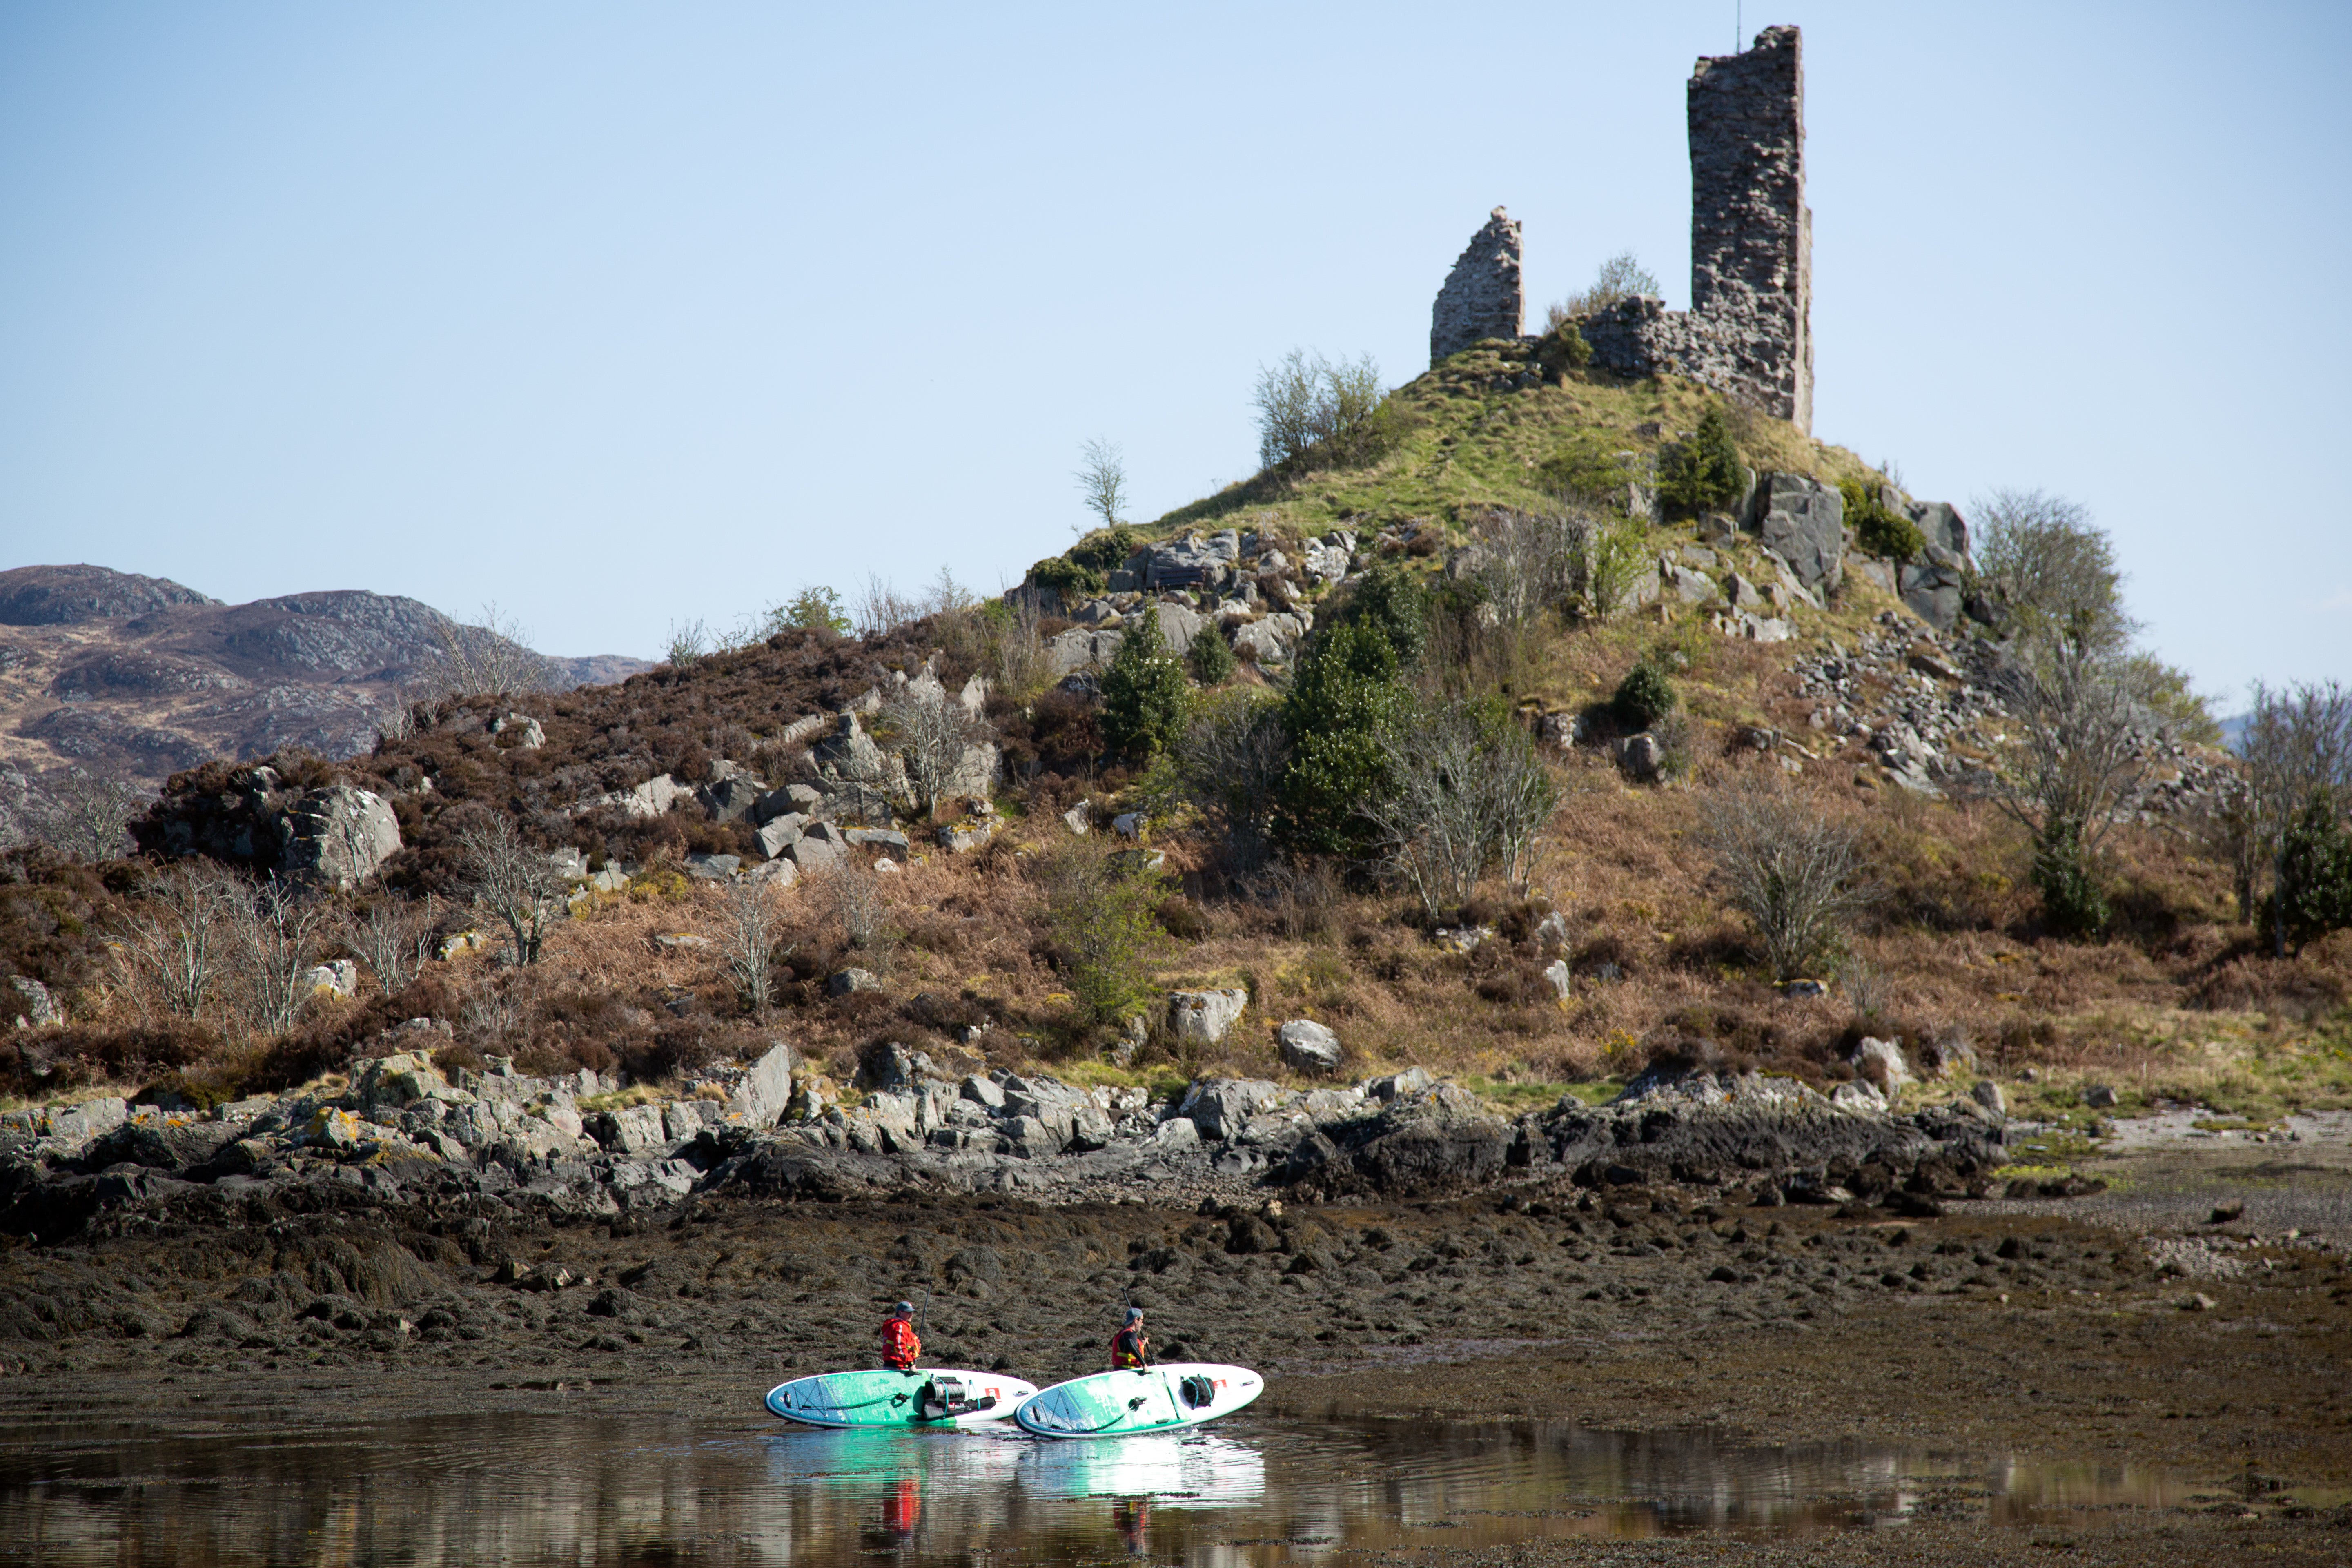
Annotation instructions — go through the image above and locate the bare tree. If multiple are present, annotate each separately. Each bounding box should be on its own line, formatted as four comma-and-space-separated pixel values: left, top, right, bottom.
1074, 438, 1129, 532
1361, 700, 1556, 919
27, 769, 149, 862
721, 878, 791, 1013
110, 860, 244, 1022
877, 680, 989, 821
1971, 491, 2136, 655
820, 858, 891, 956
1167, 689, 1292, 871
853, 574, 922, 639
985, 591, 1049, 699
665, 618, 711, 667
1701, 784, 1874, 982
343, 891, 442, 996
236, 874, 334, 1037
2225, 680, 2352, 943
1986, 634, 2153, 935
416, 602, 555, 704
452, 812, 570, 965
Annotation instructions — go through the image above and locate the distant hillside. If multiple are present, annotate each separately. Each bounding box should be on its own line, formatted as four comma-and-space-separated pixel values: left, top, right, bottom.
0, 565, 650, 785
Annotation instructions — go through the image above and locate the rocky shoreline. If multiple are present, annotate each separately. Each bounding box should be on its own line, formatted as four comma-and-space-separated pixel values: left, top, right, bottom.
0, 1040, 2017, 1247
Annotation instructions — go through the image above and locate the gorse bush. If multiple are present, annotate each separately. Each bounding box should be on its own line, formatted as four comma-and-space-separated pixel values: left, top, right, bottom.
1276, 621, 1410, 858
1187, 622, 1236, 685
1840, 476, 1925, 561
1040, 846, 1171, 1025
1611, 662, 1677, 731
1098, 607, 1190, 761
1656, 407, 1743, 517
2262, 789, 2352, 954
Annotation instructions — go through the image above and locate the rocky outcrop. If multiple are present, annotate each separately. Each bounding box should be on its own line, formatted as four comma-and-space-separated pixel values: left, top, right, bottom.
1430, 207, 1524, 365
1748, 472, 1844, 590
131, 765, 401, 886
0, 565, 219, 626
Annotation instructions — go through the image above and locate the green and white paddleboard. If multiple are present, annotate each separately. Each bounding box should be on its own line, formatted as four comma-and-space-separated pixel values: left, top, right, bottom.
1013, 1363, 1262, 1439
765, 1368, 1038, 1429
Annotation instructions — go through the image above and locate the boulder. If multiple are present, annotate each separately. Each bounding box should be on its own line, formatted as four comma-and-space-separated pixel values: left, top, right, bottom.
936, 821, 992, 853
1178, 1078, 1290, 1140
754, 815, 806, 859
1230, 615, 1304, 665
1748, 473, 1845, 590
1899, 561, 1965, 630
1060, 805, 1091, 837
827, 968, 880, 997
1368, 1067, 1433, 1102
727, 1041, 796, 1126
786, 836, 845, 873
1276, 1020, 1344, 1075
844, 828, 910, 853
281, 785, 401, 888
1302, 536, 1353, 585
1541, 959, 1572, 1001
1850, 1037, 1913, 1093
588, 1104, 666, 1154
302, 959, 359, 998
37, 1096, 127, 1146
6, 976, 58, 1028
699, 776, 767, 824
1145, 532, 1241, 590
489, 712, 544, 749
1662, 561, 1718, 604
1615, 733, 1666, 782
1969, 1080, 2007, 1117
1907, 500, 1969, 557
1148, 601, 1205, 655
1045, 628, 1123, 679
1167, 988, 1247, 1046
684, 853, 739, 880
961, 1074, 1007, 1111
1831, 1079, 1888, 1112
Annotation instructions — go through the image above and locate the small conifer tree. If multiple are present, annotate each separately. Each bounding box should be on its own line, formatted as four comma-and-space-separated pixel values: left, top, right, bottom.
1099, 606, 1190, 760
1657, 407, 1743, 516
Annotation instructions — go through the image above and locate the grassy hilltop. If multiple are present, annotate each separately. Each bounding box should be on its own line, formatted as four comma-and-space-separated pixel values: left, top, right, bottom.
4, 339, 2348, 1150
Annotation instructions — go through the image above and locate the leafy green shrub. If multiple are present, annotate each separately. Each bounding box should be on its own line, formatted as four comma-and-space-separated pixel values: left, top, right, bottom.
1655, 407, 1743, 517
1611, 662, 1677, 731
1840, 476, 1925, 561
767, 586, 851, 637
1187, 624, 1236, 685
1099, 607, 1190, 761
1029, 556, 1104, 601
1255, 350, 1395, 472
1533, 320, 1592, 381
2262, 789, 2352, 954
1068, 526, 1140, 576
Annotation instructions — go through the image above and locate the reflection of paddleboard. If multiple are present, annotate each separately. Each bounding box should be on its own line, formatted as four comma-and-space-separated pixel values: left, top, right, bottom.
766, 1368, 1037, 1428
1017, 1432, 1267, 1505
1014, 1364, 1262, 1439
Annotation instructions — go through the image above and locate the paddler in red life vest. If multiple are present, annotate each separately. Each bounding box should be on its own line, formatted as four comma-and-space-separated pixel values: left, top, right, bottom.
881, 1301, 922, 1371
1111, 1306, 1149, 1369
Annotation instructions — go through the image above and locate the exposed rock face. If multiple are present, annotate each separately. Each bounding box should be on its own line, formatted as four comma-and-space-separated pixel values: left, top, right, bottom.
1688, 25, 1811, 428
1429, 207, 1524, 366
0, 565, 218, 626
281, 785, 402, 888
1749, 472, 1844, 590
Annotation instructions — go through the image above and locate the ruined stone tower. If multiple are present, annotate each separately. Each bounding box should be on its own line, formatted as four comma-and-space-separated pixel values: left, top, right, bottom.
1428, 28, 1814, 431
1429, 207, 1524, 366
1687, 24, 1811, 430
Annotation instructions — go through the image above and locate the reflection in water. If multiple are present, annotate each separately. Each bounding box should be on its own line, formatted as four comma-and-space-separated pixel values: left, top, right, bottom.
0, 1405, 2194, 1566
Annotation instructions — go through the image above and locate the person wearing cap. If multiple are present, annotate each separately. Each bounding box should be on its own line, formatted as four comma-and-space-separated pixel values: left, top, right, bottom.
1110, 1305, 1149, 1369
880, 1301, 922, 1372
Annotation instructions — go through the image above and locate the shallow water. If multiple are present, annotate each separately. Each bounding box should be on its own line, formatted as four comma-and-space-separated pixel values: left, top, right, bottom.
0, 1402, 2193, 1565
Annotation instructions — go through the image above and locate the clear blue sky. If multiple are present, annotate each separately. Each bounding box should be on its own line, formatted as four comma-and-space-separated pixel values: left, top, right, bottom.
2, 2, 2345, 701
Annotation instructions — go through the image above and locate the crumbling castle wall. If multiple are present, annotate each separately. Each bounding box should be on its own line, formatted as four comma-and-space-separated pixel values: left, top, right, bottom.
1425, 28, 1813, 430
1429, 207, 1523, 365
1687, 24, 1811, 429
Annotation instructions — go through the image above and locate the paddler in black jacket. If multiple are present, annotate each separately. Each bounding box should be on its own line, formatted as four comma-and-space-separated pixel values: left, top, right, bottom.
1110, 1306, 1149, 1369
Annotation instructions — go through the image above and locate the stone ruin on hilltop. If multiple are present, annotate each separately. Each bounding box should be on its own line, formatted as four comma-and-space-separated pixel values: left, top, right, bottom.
1430, 24, 1813, 431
